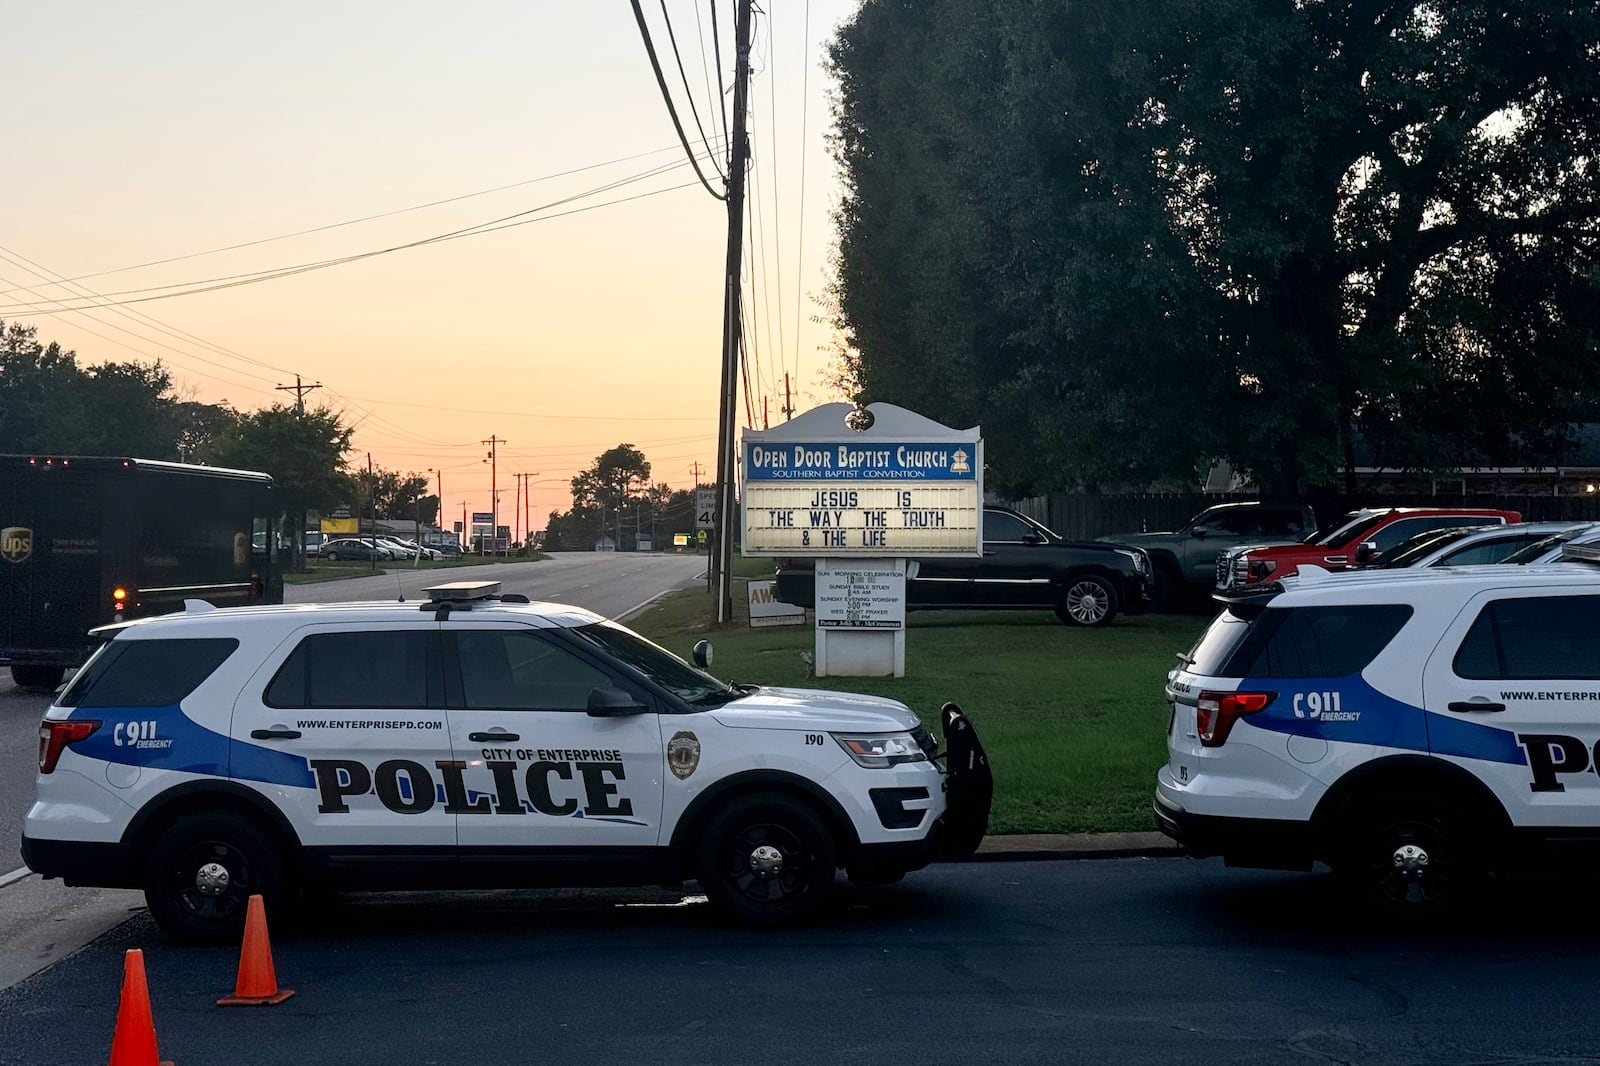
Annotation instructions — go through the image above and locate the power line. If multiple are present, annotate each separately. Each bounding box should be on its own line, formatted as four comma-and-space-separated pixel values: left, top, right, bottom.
0, 168, 703, 315
658, 0, 725, 180
0, 142, 715, 300
693, 0, 730, 152
629, 0, 728, 201
760, 7, 788, 391
0, 269, 278, 401
793, 0, 812, 386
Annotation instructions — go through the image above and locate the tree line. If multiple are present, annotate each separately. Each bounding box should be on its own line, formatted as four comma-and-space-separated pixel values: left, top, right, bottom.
542, 444, 699, 550
2, 321, 439, 562
827, 0, 1600, 495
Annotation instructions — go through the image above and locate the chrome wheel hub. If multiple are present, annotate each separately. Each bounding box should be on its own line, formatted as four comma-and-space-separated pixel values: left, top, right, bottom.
1392, 843, 1429, 881
748, 844, 784, 880
195, 861, 231, 897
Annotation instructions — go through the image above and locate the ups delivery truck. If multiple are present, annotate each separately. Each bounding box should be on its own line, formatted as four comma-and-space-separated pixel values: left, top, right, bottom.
1, 456, 283, 689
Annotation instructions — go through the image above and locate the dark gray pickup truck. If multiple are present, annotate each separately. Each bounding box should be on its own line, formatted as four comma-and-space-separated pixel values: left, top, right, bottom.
1101, 501, 1315, 606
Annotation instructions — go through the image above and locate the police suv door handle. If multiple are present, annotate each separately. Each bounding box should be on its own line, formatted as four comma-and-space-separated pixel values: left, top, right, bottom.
469, 730, 520, 742
250, 727, 303, 740
1447, 699, 1507, 714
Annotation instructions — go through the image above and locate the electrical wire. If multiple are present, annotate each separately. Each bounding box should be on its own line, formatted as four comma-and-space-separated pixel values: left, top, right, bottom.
0, 141, 715, 300
0, 168, 704, 315
628, 0, 727, 201
793, 0, 812, 386
659, 0, 726, 180
760, 7, 788, 391
693, 0, 730, 155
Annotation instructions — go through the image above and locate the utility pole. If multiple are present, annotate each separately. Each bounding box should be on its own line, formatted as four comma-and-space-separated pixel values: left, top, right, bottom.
482, 435, 503, 557
711, 0, 753, 624
428, 468, 443, 536
275, 374, 321, 413
275, 374, 322, 570
513, 474, 522, 548
782, 373, 794, 421
691, 461, 703, 487
763, 396, 769, 430
367, 452, 377, 572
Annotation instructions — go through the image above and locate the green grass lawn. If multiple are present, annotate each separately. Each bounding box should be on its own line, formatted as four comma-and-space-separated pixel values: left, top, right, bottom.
282, 552, 550, 585
627, 569, 1211, 835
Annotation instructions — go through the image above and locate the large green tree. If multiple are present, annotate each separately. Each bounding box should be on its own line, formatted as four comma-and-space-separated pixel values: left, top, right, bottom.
829, 0, 1600, 494
204, 403, 354, 567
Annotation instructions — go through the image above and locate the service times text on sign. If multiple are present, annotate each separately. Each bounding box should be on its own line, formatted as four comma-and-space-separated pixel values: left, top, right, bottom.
742, 441, 981, 556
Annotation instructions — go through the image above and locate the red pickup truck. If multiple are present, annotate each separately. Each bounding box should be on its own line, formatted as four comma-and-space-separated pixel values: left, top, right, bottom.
1218, 507, 1523, 588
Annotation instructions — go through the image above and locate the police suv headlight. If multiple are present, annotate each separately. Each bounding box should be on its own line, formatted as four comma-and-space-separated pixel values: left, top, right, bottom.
1116, 548, 1151, 575
832, 732, 929, 768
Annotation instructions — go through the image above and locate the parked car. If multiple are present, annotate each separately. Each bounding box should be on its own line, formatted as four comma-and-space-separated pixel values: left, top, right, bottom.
1369, 521, 1584, 569
386, 536, 444, 561
1500, 522, 1600, 565
775, 506, 1152, 627
321, 538, 390, 561
303, 531, 327, 557
1217, 507, 1523, 588
1104, 501, 1317, 606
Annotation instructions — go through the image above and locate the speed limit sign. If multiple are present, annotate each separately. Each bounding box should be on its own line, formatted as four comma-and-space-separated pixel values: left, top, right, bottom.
695, 487, 715, 530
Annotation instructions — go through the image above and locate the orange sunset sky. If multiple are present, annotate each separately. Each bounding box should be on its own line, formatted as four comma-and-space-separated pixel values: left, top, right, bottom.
1, 1, 853, 531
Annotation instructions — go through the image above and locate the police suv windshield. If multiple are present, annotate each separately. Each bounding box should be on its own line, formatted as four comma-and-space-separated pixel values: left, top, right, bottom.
1378, 527, 1472, 568
1502, 525, 1596, 564
572, 621, 735, 705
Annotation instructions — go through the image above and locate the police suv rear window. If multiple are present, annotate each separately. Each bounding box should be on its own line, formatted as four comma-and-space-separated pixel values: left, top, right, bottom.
58, 638, 239, 708
1191, 605, 1412, 679
265, 631, 441, 709
1453, 594, 1600, 680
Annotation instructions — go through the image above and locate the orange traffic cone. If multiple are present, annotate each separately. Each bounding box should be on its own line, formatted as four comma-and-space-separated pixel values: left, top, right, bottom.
108, 949, 174, 1066
217, 894, 294, 1006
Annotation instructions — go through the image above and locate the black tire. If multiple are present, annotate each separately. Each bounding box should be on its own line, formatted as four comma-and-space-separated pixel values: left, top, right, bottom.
694, 792, 837, 925
142, 811, 285, 944
1334, 789, 1489, 916
11, 664, 65, 689
1055, 573, 1120, 627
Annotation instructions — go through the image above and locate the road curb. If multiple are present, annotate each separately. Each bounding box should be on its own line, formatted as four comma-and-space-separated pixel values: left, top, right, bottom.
952, 831, 1182, 863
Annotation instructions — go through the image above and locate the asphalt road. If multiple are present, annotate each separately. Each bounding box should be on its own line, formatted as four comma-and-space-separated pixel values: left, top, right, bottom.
284, 550, 708, 619
5, 857, 1600, 1066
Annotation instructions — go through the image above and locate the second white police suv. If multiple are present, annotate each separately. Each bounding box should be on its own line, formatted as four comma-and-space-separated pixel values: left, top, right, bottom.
24, 581, 991, 941
1156, 544, 1600, 908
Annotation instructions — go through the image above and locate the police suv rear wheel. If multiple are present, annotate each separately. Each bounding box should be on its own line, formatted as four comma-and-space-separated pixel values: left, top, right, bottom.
142, 812, 284, 943
1340, 791, 1485, 913
695, 793, 837, 925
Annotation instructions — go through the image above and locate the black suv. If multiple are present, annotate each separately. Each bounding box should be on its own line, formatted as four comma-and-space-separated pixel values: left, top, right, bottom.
774, 507, 1151, 627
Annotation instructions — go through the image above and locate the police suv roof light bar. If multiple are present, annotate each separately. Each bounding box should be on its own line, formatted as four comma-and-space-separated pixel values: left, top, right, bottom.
1560, 543, 1600, 564
423, 581, 502, 602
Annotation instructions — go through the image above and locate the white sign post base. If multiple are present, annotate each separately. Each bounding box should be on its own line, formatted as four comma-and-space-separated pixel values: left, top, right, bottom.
814, 558, 906, 677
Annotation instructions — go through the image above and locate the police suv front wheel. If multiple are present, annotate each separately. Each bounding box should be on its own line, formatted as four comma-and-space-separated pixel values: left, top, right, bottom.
142, 811, 285, 943
694, 793, 837, 925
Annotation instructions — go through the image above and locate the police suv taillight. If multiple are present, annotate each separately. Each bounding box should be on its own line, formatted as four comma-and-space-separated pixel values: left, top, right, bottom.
1195, 691, 1274, 747
38, 719, 99, 774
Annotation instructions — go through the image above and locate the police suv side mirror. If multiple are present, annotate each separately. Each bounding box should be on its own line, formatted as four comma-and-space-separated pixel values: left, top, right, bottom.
1355, 540, 1378, 563
1021, 530, 1045, 545
586, 687, 648, 717
1190, 525, 1209, 539
692, 640, 713, 668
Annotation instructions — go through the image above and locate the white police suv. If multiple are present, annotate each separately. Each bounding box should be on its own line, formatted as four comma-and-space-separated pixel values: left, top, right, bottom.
1155, 550, 1600, 909
25, 582, 990, 941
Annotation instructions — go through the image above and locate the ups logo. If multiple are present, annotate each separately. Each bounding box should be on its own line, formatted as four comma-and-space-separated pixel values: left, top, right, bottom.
1, 526, 32, 564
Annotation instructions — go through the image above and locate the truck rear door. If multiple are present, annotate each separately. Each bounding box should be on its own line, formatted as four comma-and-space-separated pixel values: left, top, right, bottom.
1, 473, 106, 663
